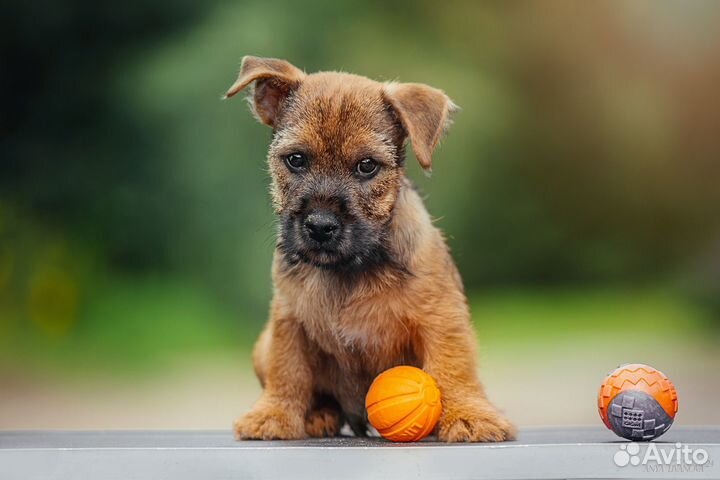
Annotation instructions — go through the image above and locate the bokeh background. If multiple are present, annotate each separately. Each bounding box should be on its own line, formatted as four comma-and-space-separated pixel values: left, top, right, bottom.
2, 0, 719, 430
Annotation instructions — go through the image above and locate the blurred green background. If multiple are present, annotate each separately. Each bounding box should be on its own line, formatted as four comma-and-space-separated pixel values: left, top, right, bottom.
1, 0, 719, 429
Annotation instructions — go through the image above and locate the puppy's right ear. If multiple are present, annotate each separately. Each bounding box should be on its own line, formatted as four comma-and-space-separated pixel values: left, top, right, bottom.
224, 56, 305, 127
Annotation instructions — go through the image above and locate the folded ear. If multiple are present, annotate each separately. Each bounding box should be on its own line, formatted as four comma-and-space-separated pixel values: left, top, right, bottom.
224, 56, 305, 127
383, 82, 457, 170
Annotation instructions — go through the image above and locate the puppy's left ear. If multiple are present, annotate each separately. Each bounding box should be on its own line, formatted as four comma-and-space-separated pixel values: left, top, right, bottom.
383, 83, 457, 170
224, 56, 305, 127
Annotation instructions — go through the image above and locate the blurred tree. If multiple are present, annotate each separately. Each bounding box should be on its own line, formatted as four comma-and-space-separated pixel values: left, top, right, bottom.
0, 0, 218, 268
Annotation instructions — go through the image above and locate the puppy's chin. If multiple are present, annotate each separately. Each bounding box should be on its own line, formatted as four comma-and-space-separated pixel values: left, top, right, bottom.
281, 236, 357, 271
296, 248, 346, 268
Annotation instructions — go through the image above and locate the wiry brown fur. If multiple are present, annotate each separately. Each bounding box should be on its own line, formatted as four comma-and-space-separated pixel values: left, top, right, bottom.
226, 56, 515, 442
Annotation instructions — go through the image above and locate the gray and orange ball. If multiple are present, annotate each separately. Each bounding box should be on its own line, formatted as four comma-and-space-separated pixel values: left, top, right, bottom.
598, 363, 678, 441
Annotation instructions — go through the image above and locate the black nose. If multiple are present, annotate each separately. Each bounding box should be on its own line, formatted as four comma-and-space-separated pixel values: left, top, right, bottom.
304, 211, 340, 244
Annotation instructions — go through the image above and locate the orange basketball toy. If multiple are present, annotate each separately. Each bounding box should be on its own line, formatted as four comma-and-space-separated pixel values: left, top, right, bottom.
365, 366, 442, 442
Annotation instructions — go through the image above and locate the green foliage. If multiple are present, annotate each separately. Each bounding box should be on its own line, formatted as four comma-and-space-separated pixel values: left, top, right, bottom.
1, 274, 254, 375
471, 287, 714, 347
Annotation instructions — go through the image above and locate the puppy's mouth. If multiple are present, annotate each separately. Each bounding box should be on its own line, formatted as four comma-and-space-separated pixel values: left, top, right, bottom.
299, 247, 345, 267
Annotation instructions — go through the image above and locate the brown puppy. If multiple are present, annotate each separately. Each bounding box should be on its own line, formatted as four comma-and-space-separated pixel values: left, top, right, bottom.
225, 56, 514, 442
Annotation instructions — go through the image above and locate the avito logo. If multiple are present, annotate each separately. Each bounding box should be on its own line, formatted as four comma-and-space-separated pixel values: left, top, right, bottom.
614, 442, 710, 468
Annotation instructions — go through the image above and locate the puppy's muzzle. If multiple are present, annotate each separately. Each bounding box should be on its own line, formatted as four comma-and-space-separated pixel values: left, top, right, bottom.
303, 210, 341, 245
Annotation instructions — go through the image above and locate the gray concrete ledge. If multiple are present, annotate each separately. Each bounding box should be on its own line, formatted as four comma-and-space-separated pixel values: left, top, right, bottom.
2, 427, 719, 479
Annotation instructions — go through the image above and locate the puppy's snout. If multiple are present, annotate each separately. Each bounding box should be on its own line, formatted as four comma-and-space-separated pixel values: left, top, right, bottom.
304, 210, 340, 244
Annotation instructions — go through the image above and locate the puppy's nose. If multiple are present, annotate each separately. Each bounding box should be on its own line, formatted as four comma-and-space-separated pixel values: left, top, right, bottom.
304, 211, 340, 244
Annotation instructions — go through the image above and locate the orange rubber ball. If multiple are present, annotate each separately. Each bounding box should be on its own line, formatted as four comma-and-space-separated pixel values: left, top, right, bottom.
365, 366, 442, 442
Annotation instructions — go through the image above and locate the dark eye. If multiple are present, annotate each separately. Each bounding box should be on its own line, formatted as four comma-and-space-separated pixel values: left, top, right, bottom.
356, 158, 379, 178
285, 153, 308, 172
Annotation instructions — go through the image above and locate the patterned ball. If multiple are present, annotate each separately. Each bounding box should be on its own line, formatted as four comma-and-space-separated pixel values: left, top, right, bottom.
366, 366, 442, 442
598, 363, 678, 441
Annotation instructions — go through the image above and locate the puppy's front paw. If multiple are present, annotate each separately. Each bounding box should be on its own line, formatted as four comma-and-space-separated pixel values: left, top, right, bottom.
438, 403, 516, 442
234, 405, 305, 440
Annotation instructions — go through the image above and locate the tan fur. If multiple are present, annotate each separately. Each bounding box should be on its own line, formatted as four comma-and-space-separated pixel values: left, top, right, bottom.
227, 56, 515, 442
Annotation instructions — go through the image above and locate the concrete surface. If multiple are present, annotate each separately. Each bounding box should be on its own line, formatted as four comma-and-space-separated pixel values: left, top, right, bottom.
2, 427, 719, 480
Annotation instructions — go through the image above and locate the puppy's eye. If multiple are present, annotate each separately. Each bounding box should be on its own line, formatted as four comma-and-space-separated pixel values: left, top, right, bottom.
285, 153, 308, 173
356, 158, 379, 178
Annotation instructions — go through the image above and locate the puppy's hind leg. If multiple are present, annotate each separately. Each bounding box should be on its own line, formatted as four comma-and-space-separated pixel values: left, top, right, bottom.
252, 325, 272, 387
305, 394, 343, 438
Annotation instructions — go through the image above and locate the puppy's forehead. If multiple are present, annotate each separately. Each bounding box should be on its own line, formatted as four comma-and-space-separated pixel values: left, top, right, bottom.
278, 72, 396, 161
297, 72, 386, 116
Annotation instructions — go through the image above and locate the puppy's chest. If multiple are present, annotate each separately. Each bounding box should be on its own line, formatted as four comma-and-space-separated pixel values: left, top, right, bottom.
294, 288, 412, 358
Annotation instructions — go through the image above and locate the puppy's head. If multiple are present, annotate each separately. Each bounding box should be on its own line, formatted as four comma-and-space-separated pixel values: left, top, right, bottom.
226, 56, 455, 270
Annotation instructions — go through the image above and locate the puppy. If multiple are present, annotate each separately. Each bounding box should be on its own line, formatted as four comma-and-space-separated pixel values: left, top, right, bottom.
225, 56, 514, 442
